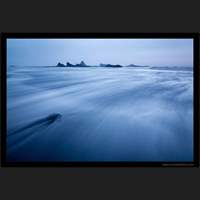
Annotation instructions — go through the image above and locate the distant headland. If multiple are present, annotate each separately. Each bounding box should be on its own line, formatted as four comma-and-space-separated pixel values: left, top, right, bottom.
56, 61, 148, 68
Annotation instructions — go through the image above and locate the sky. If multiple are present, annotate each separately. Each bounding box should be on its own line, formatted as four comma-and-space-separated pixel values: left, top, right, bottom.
7, 39, 193, 67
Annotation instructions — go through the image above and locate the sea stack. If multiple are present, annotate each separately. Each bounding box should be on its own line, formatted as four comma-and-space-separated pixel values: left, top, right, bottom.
79, 61, 86, 67
57, 62, 65, 67
66, 62, 74, 67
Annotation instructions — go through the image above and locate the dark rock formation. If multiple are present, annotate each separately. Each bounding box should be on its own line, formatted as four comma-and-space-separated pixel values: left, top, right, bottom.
127, 64, 137, 67
57, 62, 65, 67
105, 64, 123, 68
74, 61, 88, 67
76, 61, 86, 67
100, 64, 106, 67
127, 64, 148, 67
100, 63, 123, 68
66, 62, 74, 67
80, 61, 86, 66
8, 113, 62, 136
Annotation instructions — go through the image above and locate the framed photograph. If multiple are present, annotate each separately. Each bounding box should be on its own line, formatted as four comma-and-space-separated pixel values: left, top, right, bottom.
1, 33, 199, 167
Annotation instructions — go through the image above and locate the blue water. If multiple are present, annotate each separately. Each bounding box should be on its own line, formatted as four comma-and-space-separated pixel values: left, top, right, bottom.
7, 66, 193, 162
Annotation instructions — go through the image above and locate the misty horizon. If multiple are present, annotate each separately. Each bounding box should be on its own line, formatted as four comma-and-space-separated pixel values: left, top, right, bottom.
8, 61, 193, 68
7, 39, 193, 67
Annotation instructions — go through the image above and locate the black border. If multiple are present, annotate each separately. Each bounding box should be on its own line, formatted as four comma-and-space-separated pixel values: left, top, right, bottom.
1, 33, 199, 168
